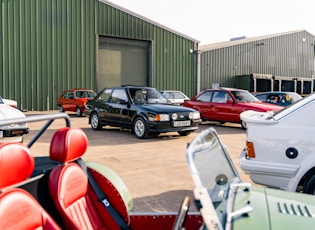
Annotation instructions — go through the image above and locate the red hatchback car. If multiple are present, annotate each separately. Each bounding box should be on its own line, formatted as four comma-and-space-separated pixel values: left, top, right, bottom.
183, 87, 283, 129
57, 89, 96, 117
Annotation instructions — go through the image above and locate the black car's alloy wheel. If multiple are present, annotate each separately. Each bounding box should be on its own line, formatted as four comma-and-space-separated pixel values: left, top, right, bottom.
91, 113, 102, 130
133, 117, 148, 139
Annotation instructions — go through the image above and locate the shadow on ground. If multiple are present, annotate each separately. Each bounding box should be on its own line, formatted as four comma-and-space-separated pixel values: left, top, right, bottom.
132, 190, 198, 213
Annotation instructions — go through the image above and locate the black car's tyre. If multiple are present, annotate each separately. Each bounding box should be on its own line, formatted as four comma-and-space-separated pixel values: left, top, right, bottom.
133, 117, 149, 139
76, 106, 82, 117
91, 113, 102, 130
304, 174, 315, 194
178, 130, 192, 136
59, 106, 65, 113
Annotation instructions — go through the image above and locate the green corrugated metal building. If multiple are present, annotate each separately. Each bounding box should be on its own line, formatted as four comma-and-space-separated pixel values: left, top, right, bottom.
0, 0, 199, 111
199, 30, 315, 94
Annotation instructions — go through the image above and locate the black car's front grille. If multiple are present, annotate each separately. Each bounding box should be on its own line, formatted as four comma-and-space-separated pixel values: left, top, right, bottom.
172, 112, 190, 121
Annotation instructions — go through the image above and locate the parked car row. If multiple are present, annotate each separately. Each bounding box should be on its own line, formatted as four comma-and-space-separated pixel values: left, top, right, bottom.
59, 87, 298, 138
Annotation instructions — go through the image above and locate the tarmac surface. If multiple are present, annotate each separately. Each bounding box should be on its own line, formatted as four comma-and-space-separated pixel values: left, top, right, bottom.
25, 110, 251, 213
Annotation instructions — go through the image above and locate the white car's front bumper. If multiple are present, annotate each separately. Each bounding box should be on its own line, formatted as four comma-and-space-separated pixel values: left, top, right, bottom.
239, 149, 299, 190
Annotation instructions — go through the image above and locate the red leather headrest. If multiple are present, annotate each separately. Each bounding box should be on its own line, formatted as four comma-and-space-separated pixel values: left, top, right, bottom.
50, 127, 88, 163
0, 143, 34, 189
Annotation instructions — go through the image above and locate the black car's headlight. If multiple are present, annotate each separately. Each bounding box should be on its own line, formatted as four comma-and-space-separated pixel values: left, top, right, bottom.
171, 113, 178, 120
189, 112, 200, 120
149, 114, 170, 121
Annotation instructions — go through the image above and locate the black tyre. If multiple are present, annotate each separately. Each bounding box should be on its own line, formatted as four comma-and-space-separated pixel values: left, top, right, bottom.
178, 130, 192, 136
90, 113, 102, 130
304, 174, 315, 194
241, 120, 247, 130
59, 106, 65, 113
76, 106, 82, 117
133, 117, 149, 139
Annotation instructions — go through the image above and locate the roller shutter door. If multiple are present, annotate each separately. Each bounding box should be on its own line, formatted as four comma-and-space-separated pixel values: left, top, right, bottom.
97, 36, 150, 91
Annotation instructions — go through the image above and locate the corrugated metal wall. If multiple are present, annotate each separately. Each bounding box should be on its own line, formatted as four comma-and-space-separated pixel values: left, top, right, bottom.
0, 0, 96, 111
199, 31, 315, 91
0, 0, 198, 111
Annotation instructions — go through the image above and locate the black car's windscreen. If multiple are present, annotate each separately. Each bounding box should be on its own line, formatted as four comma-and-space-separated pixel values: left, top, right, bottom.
231, 90, 259, 102
129, 88, 168, 104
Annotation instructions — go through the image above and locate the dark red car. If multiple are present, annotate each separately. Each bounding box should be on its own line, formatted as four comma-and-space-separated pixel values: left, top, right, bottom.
183, 87, 283, 129
57, 88, 96, 116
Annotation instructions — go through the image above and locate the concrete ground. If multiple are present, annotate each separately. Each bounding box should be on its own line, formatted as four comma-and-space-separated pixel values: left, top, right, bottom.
25, 110, 251, 213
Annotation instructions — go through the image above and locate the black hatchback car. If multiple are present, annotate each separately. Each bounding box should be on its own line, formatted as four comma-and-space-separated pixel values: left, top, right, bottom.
84, 86, 201, 138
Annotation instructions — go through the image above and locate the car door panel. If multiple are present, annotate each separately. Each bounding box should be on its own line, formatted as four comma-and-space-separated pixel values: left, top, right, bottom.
106, 89, 131, 127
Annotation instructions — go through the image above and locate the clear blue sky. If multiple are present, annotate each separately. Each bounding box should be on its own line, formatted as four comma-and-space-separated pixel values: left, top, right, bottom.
108, 0, 315, 45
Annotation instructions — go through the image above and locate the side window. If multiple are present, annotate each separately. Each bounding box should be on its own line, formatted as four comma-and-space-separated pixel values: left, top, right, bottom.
164, 92, 173, 99
212, 91, 229, 103
62, 92, 68, 98
196, 91, 213, 102
68, 92, 74, 99
110, 89, 128, 104
255, 94, 267, 101
98, 88, 112, 101
76, 91, 88, 98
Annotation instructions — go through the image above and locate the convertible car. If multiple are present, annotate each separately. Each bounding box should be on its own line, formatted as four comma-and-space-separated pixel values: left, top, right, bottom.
1, 113, 315, 229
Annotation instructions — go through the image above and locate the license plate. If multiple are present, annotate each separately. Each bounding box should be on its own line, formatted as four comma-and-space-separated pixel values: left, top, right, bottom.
173, 120, 191, 127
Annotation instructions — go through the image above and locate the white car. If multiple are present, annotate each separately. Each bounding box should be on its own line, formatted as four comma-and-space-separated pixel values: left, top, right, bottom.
2, 98, 18, 108
239, 93, 315, 194
160, 90, 190, 105
0, 99, 29, 142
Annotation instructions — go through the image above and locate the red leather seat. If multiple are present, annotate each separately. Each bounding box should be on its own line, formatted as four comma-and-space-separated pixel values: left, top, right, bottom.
49, 127, 129, 230
0, 142, 60, 230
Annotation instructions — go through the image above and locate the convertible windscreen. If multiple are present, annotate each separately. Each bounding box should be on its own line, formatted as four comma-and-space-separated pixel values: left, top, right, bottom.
186, 128, 240, 229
